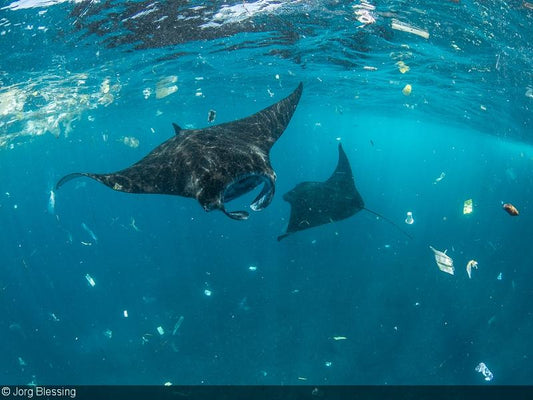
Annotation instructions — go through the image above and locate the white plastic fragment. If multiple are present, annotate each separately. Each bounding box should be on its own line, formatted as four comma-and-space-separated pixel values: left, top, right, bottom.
81, 222, 98, 243
475, 362, 493, 381
433, 172, 445, 184
155, 76, 178, 99
466, 260, 478, 279
405, 211, 414, 225
85, 273, 96, 287
172, 316, 184, 336
156, 326, 165, 336
123, 310, 129, 318
429, 246, 454, 275
391, 19, 429, 39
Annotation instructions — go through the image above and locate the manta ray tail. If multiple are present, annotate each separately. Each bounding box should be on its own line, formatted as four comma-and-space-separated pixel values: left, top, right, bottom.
364, 208, 413, 240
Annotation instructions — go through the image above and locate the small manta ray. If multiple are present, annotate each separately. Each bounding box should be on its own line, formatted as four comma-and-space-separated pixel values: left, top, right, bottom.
56, 83, 303, 220
278, 143, 412, 241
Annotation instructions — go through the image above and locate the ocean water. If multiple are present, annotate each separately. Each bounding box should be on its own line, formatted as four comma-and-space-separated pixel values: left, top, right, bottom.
0, 0, 532, 386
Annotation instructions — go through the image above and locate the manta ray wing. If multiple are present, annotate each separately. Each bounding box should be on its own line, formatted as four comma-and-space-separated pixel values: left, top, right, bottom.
57, 83, 304, 220
278, 143, 364, 240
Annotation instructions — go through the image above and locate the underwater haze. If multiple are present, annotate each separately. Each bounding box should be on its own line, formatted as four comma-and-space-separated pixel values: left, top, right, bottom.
1, 0, 533, 386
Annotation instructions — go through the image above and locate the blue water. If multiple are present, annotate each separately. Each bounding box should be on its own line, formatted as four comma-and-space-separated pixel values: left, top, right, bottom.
1, 0, 532, 386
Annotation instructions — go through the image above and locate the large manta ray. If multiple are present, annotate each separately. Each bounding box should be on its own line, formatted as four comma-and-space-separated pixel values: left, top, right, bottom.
57, 83, 303, 220
278, 143, 410, 241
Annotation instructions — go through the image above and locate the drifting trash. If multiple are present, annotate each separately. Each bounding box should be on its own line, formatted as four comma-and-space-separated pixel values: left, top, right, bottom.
324, 361, 333, 367
466, 260, 478, 279
207, 109, 216, 123
121, 136, 140, 148
155, 76, 178, 99
391, 19, 430, 39
396, 61, 410, 74
405, 211, 414, 225
85, 273, 96, 287
81, 222, 98, 243
123, 310, 129, 318
164, 382, 172, 386
18, 357, 27, 367
172, 316, 184, 336
204, 289, 212, 297
332, 336, 347, 341
156, 326, 165, 336
430, 246, 454, 275
402, 84, 412, 96
502, 203, 519, 216
475, 362, 493, 381
433, 172, 445, 184
49, 313, 60, 322
463, 199, 473, 215
47, 190, 56, 214
497, 272, 503, 280
248, 264, 257, 271
103, 329, 113, 339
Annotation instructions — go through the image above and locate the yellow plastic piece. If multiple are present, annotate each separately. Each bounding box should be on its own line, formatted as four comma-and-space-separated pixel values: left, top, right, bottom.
402, 84, 412, 96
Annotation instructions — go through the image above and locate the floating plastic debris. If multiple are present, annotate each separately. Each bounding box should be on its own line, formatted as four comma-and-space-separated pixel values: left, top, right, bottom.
402, 84, 412, 96
363, 66, 378, 71
49, 313, 60, 322
429, 246, 454, 275
396, 61, 410, 74
103, 329, 113, 339
248, 265, 257, 271
324, 361, 332, 367
405, 211, 414, 225
463, 199, 473, 215
143, 88, 151, 99
497, 272, 503, 280
466, 260, 478, 279
18, 357, 26, 367
123, 310, 129, 318
207, 109, 216, 123
332, 336, 347, 341
204, 289, 212, 297
502, 203, 519, 216
433, 172, 445, 184
155, 76, 178, 99
81, 222, 98, 243
122, 136, 139, 148
297, 377, 308, 381
130, 218, 141, 232
353, 0, 376, 25
172, 316, 184, 336
475, 362, 493, 381
85, 273, 96, 287
164, 382, 172, 386
47, 190, 56, 214
391, 19, 429, 39
156, 326, 165, 336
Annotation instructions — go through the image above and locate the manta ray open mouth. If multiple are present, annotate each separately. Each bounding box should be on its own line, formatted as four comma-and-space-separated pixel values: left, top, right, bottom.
222, 173, 275, 219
